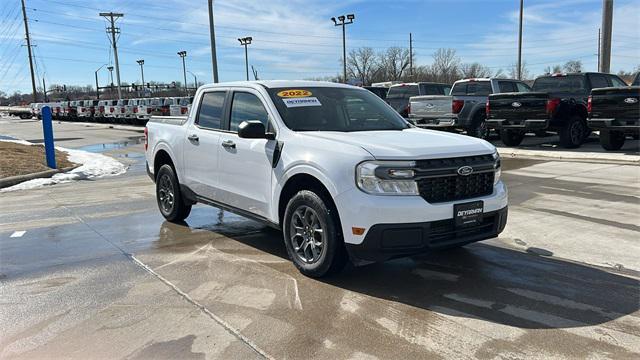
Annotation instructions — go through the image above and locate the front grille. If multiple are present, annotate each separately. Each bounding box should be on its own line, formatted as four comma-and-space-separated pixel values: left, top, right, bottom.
415, 155, 496, 203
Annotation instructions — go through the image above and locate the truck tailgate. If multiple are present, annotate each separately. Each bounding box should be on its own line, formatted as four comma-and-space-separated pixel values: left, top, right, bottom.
590, 87, 640, 121
488, 92, 548, 121
409, 95, 452, 119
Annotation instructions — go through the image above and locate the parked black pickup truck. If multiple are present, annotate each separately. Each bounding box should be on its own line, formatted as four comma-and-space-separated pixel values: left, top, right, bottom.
486, 72, 628, 148
588, 72, 640, 150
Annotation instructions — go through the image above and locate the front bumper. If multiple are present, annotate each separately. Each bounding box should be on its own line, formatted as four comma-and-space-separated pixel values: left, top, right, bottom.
487, 119, 548, 130
346, 206, 508, 263
334, 181, 508, 248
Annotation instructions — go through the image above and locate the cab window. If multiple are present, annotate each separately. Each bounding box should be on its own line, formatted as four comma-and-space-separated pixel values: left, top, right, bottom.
609, 75, 627, 87
229, 92, 269, 132
497, 81, 517, 93
197, 91, 226, 129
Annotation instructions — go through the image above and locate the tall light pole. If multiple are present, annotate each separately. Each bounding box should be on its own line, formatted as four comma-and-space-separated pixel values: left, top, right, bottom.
208, 0, 219, 83
107, 66, 114, 95
42, 73, 48, 102
600, 0, 613, 73
95, 64, 107, 99
238, 37, 252, 81
187, 71, 198, 92
136, 59, 145, 88
332, 14, 355, 83
517, 0, 524, 80
177, 51, 188, 95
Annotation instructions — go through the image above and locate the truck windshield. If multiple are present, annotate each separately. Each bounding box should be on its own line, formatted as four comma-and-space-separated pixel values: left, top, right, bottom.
267, 87, 409, 132
451, 81, 492, 96
387, 85, 419, 99
533, 75, 586, 93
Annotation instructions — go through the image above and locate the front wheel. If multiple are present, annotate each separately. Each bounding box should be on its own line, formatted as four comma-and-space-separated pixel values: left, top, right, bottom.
283, 190, 348, 278
156, 164, 192, 222
599, 130, 626, 151
500, 129, 525, 147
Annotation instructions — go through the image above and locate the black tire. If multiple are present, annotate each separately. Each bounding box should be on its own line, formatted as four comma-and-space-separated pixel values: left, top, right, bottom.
500, 129, 525, 147
600, 130, 626, 151
467, 112, 489, 139
559, 116, 587, 148
156, 164, 192, 222
283, 190, 348, 278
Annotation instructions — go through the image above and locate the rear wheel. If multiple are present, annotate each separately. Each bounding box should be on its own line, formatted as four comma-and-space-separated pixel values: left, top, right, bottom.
283, 190, 348, 278
600, 130, 626, 151
156, 164, 191, 222
467, 113, 489, 139
500, 129, 525, 147
559, 116, 587, 148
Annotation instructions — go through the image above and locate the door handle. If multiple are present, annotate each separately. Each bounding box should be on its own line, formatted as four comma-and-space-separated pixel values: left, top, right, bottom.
188, 134, 199, 142
221, 140, 236, 149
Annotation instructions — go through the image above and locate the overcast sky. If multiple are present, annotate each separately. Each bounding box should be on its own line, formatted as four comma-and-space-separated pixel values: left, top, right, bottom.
0, 0, 638, 94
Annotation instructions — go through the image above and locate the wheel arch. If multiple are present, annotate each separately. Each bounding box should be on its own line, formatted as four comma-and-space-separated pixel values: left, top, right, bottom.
277, 172, 341, 229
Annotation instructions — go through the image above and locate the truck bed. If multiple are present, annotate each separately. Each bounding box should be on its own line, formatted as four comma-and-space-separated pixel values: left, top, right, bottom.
588, 87, 640, 129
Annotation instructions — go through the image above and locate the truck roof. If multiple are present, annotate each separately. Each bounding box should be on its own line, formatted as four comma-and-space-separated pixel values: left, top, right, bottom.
388, 82, 449, 88
198, 80, 358, 91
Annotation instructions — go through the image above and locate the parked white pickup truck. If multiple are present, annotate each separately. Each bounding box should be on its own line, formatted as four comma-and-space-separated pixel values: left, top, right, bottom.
145, 81, 508, 277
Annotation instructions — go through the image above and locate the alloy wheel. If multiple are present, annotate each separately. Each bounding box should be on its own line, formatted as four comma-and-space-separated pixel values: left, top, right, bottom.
289, 205, 326, 264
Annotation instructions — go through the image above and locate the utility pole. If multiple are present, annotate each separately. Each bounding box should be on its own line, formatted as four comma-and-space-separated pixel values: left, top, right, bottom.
42, 75, 48, 102
187, 71, 197, 91
600, 0, 613, 73
20, 0, 38, 103
177, 51, 188, 95
409, 33, 413, 78
100, 12, 124, 99
107, 66, 114, 96
597, 28, 601, 72
238, 37, 252, 81
332, 14, 355, 83
208, 0, 219, 83
517, 0, 524, 80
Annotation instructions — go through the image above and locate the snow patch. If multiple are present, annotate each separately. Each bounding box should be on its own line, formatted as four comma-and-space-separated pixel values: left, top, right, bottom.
1, 140, 127, 192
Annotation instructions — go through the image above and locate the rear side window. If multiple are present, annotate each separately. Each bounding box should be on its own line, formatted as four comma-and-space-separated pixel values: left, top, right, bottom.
230, 92, 269, 132
498, 81, 517, 93
387, 85, 419, 99
533, 76, 586, 93
516, 83, 531, 92
609, 75, 627, 87
589, 74, 609, 89
197, 91, 226, 129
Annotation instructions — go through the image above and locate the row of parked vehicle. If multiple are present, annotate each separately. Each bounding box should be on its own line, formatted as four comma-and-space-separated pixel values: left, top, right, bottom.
29, 96, 194, 125
369, 72, 639, 151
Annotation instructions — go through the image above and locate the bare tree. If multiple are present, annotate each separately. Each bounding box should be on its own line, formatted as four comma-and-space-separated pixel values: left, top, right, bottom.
430, 48, 461, 83
347, 47, 379, 85
378, 47, 411, 81
563, 60, 583, 73
543, 64, 563, 74
460, 62, 492, 78
509, 61, 531, 79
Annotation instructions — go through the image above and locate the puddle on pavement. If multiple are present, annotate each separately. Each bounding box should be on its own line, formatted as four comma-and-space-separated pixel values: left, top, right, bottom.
78, 136, 144, 153
0, 135, 18, 140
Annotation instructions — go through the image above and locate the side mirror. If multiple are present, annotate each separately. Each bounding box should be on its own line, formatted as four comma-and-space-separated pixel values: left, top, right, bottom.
238, 120, 266, 139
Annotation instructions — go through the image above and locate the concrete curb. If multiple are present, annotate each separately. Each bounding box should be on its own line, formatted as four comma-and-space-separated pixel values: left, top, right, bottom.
0, 165, 80, 189
498, 148, 640, 165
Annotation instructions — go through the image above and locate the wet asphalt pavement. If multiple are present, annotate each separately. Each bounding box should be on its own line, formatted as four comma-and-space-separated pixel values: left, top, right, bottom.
1, 119, 639, 359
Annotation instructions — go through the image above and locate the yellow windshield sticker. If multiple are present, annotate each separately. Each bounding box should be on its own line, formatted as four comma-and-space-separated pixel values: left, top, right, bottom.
277, 89, 312, 98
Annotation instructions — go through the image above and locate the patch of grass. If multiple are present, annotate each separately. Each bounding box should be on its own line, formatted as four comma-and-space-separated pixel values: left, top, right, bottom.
0, 142, 77, 178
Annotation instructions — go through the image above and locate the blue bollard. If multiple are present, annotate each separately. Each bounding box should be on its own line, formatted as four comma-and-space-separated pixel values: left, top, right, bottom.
41, 106, 57, 169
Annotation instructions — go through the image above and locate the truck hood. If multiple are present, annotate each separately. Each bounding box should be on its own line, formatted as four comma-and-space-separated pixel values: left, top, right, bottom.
298, 128, 495, 159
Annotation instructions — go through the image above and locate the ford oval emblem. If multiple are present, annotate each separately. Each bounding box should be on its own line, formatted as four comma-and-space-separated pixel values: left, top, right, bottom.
457, 166, 474, 176
425, 103, 435, 109
511, 102, 522, 108
624, 97, 638, 104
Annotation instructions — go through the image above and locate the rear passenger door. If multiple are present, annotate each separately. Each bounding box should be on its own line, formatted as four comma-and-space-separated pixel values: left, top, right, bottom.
183, 90, 227, 200
216, 89, 277, 219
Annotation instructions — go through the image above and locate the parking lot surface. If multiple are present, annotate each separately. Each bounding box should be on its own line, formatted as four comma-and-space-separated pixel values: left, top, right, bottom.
1, 119, 639, 359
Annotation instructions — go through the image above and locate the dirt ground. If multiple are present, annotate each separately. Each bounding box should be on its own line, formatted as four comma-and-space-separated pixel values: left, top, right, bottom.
0, 142, 76, 178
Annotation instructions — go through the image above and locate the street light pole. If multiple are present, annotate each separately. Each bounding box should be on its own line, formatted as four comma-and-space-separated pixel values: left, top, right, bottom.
332, 14, 355, 83
187, 71, 198, 92
42, 74, 48, 102
208, 0, 219, 83
517, 0, 524, 80
238, 37, 252, 81
95, 64, 108, 99
107, 66, 114, 96
136, 59, 145, 88
177, 51, 188, 95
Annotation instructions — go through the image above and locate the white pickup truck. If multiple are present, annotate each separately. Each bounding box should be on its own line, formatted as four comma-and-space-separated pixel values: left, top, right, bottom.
145, 81, 508, 277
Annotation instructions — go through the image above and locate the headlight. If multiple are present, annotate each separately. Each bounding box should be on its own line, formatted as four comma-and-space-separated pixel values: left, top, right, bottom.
493, 150, 501, 185
356, 161, 419, 195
